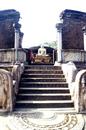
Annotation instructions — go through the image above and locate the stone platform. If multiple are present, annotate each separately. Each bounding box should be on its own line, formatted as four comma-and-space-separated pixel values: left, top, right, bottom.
0, 111, 85, 130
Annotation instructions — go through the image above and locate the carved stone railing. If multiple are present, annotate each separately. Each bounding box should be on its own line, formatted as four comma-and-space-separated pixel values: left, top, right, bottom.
62, 62, 86, 113
0, 63, 24, 112
12, 63, 24, 108
0, 69, 13, 112
62, 62, 77, 99
12, 63, 24, 95
74, 70, 86, 113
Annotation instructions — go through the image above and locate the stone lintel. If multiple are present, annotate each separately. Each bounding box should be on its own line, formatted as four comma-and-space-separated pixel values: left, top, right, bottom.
0, 9, 20, 22
60, 9, 86, 21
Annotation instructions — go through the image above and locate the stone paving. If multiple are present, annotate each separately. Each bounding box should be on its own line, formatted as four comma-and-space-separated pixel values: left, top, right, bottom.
0, 111, 85, 130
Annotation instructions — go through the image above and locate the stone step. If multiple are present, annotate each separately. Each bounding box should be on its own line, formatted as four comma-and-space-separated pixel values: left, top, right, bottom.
21, 77, 66, 82
20, 82, 68, 88
22, 74, 65, 78
16, 100, 73, 103
25, 65, 61, 70
17, 94, 71, 100
14, 107, 76, 113
15, 100, 74, 108
19, 88, 70, 94
18, 93, 71, 96
24, 70, 63, 74
19, 87, 69, 90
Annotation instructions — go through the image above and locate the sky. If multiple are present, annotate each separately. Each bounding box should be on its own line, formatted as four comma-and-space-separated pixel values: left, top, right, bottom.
0, 0, 86, 48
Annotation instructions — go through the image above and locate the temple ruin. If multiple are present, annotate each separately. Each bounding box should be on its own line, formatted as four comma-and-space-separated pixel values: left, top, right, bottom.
0, 9, 85, 117
56, 9, 86, 62
0, 9, 26, 63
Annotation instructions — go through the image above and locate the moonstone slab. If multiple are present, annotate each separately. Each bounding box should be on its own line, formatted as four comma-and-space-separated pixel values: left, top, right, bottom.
6, 111, 84, 130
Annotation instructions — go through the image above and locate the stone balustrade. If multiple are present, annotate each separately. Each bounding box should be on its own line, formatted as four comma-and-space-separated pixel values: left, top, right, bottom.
62, 62, 77, 99
0, 63, 24, 112
74, 70, 86, 113
12, 63, 24, 108
0, 69, 12, 112
62, 62, 86, 113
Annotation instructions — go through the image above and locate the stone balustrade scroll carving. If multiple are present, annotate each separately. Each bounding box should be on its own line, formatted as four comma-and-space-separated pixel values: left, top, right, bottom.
75, 70, 86, 112
0, 63, 24, 112
0, 69, 13, 111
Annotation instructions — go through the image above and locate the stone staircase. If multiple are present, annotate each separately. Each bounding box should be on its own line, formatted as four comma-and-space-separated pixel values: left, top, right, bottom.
14, 65, 75, 112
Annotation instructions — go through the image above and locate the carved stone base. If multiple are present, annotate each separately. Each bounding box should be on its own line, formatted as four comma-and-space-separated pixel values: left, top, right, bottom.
7, 112, 84, 130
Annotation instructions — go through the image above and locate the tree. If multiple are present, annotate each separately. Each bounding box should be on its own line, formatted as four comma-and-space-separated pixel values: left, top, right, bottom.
42, 41, 57, 49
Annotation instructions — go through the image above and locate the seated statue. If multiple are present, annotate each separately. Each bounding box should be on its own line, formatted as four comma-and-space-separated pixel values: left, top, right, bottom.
38, 45, 47, 56
35, 45, 51, 63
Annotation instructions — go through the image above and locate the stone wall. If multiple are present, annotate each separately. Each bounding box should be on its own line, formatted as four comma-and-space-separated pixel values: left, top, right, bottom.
0, 48, 26, 63
62, 49, 86, 62
60, 9, 86, 50
62, 20, 84, 49
0, 9, 23, 49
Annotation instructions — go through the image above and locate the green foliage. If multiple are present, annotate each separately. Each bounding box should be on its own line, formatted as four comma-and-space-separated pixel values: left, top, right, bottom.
41, 41, 57, 49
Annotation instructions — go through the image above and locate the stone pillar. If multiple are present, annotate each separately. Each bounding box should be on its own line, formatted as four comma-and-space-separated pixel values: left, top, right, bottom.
82, 26, 86, 51
56, 23, 63, 62
14, 27, 19, 62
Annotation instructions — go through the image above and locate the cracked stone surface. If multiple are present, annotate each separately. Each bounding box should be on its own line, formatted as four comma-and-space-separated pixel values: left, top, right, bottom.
0, 111, 85, 130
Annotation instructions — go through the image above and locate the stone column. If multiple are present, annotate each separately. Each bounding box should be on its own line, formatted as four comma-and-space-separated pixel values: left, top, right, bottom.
56, 23, 63, 63
82, 26, 86, 51
14, 27, 19, 62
